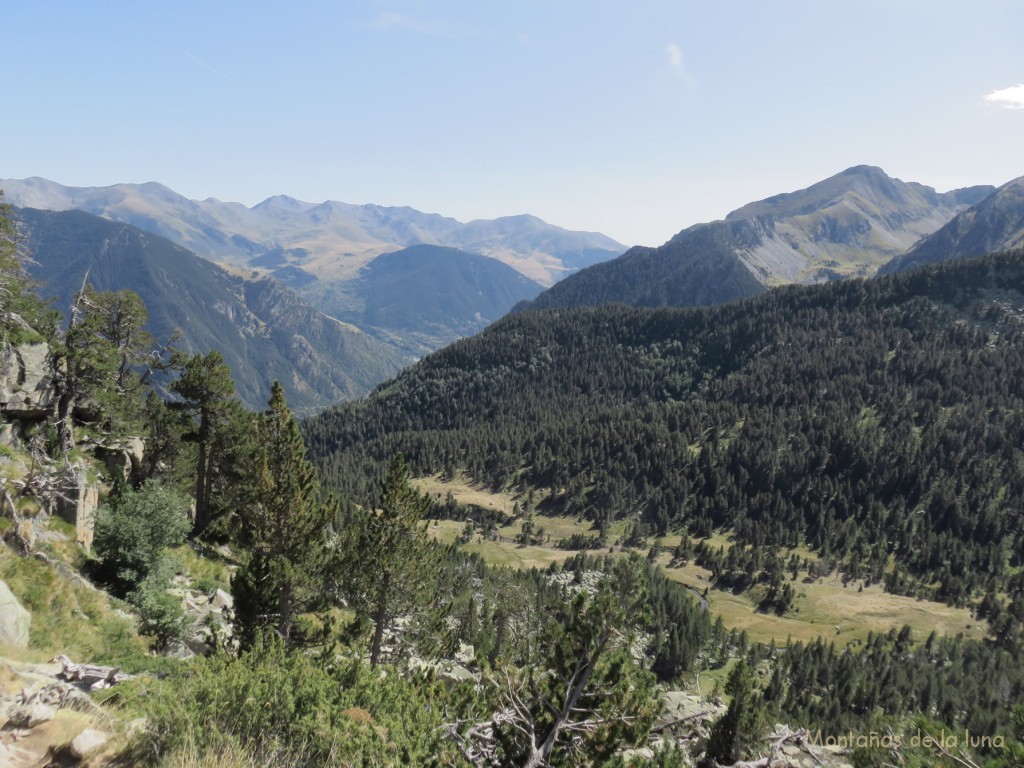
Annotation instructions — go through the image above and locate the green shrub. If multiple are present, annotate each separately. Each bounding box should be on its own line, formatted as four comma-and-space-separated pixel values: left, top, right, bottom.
93, 480, 190, 591
128, 557, 186, 649
125, 635, 468, 766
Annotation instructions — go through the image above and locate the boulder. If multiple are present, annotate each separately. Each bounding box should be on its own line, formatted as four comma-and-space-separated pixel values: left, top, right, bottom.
0, 341, 55, 419
454, 642, 475, 665
0, 579, 31, 648
5, 703, 55, 728
91, 436, 145, 483
210, 588, 233, 611
70, 728, 108, 759
0, 422, 18, 450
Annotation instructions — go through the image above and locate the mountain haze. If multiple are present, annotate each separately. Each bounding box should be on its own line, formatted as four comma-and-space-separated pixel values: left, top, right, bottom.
15, 207, 404, 413
0, 177, 625, 287
519, 166, 993, 312
324, 244, 543, 357
879, 175, 1024, 275
2, 176, 624, 357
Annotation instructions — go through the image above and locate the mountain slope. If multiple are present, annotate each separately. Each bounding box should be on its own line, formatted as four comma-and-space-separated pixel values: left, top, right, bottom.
306, 249, 1024, 604
879, 176, 1024, 275
519, 166, 993, 311
725, 165, 992, 282
522, 221, 768, 310
15, 207, 404, 413
0, 177, 625, 287
324, 244, 543, 356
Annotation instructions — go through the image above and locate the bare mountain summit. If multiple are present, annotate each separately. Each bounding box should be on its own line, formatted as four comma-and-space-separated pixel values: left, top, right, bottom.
879, 175, 1024, 275
520, 166, 994, 312
726, 165, 993, 283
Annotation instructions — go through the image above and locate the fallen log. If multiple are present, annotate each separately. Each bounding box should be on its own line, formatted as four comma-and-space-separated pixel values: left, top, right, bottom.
51, 655, 136, 689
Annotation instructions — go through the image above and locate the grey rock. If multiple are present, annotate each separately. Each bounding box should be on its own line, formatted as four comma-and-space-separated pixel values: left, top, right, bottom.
0, 422, 18, 449
91, 436, 146, 483
454, 642, 475, 665
0, 579, 31, 648
6, 703, 55, 728
162, 639, 196, 660
0, 341, 55, 418
53, 469, 99, 550
210, 588, 233, 610
70, 728, 108, 759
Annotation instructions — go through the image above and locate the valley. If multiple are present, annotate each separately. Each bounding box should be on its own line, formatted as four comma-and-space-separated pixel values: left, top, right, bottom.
418, 478, 986, 647
4, 170, 1024, 767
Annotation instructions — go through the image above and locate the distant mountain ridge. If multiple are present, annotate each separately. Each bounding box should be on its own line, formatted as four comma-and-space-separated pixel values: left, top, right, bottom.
879, 175, 1024, 275
519, 166, 994, 312
725, 165, 993, 282
0, 177, 625, 287
14, 207, 405, 414
325, 244, 543, 358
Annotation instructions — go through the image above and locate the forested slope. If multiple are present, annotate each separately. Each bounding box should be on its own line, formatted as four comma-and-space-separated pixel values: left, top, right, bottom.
306, 250, 1024, 606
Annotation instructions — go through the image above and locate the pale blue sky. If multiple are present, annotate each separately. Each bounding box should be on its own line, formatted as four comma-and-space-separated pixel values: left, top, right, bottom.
4, 1, 1022, 246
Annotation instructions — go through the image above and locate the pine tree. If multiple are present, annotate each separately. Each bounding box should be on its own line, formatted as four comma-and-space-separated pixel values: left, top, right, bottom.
233, 381, 334, 647
0, 191, 51, 339
170, 350, 238, 538
707, 658, 765, 763
345, 453, 439, 666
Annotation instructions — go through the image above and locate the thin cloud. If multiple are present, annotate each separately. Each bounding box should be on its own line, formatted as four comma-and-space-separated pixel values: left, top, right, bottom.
666, 44, 696, 91
185, 51, 232, 82
983, 83, 1024, 109
366, 12, 461, 37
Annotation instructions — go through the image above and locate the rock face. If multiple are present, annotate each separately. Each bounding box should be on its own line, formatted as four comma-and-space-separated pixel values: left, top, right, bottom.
0, 341, 55, 420
54, 471, 100, 550
0, 579, 31, 648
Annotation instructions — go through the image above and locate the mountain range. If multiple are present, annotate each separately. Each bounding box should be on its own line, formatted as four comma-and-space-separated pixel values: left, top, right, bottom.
8, 166, 1024, 416
1, 176, 620, 355
14, 207, 405, 414
0, 176, 624, 286
879, 175, 1024, 275
520, 166, 996, 311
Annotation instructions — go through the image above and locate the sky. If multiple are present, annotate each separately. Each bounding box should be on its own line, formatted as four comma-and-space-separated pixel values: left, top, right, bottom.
3, 1, 1023, 247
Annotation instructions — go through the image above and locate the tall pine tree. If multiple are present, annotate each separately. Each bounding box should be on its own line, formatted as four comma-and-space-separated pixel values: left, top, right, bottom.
345, 454, 440, 666
170, 350, 238, 538
233, 381, 333, 647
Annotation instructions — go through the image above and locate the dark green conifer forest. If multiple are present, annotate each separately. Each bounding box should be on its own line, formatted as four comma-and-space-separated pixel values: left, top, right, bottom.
305, 251, 1024, 610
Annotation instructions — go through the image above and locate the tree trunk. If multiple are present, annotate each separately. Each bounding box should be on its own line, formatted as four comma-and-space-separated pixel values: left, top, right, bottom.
192, 413, 210, 537
530, 633, 609, 767
370, 571, 391, 666
278, 577, 293, 645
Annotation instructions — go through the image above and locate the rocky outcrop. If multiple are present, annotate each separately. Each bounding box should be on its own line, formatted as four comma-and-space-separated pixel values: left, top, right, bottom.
0, 580, 30, 648
5, 703, 54, 728
54, 471, 99, 551
167, 578, 235, 657
0, 341, 55, 421
89, 436, 145, 484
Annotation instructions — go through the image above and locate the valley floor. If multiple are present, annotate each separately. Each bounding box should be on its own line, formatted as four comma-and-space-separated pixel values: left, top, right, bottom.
419, 476, 987, 648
